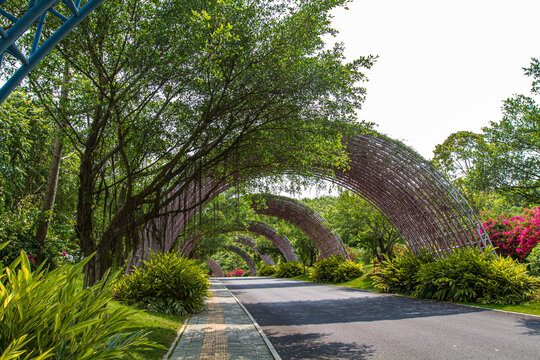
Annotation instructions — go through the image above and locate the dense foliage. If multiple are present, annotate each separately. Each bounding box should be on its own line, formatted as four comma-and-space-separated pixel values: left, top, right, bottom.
27, 0, 373, 285
258, 264, 277, 276
374, 248, 540, 304
527, 245, 540, 276
0, 246, 152, 359
482, 207, 540, 261
114, 252, 210, 315
275, 261, 304, 278
0, 196, 62, 269
373, 250, 433, 294
311, 256, 363, 283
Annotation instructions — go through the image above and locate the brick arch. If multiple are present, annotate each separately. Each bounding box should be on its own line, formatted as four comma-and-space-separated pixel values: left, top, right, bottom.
130, 133, 491, 268
251, 194, 347, 259
206, 259, 224, 277
222, 244, 257, 275
235, 235, 275, 266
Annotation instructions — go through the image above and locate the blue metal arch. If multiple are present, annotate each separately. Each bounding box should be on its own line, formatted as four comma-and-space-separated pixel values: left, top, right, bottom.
0, 0, 105, 104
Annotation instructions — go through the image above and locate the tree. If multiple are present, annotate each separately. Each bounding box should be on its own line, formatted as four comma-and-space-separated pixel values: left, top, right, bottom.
305, 191, 402, 260
29, 0, 373, 285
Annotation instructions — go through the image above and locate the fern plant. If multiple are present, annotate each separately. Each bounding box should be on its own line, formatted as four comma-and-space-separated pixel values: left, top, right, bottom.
114, 251, 210, 315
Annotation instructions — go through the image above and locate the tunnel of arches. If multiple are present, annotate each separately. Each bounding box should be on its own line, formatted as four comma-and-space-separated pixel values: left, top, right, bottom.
129, 133, 491, 269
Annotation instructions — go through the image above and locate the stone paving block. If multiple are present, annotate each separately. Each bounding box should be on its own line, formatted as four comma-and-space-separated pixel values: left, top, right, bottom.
169, 279, 275, 360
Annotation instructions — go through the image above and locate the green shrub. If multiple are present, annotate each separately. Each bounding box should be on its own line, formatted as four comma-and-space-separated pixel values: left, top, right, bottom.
311, 256, 342, 283
527, 244, 540, 276
258, 264, 277, 276
312, 256, 365, 283
334, 261, 364, 282
114, 251, 210, 315
413, 247, 540, 304
373, 250, 433, 294
0, 244, 152, 359
275, 261, 303, 278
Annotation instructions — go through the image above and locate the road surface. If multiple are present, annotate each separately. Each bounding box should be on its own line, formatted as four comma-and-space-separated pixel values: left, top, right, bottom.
221, 277, 540, 360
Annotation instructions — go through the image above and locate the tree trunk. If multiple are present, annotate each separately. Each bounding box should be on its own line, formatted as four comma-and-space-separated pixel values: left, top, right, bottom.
35, 66, 69, 255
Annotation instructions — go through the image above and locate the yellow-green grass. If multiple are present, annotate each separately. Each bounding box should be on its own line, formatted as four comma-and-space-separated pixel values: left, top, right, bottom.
107, 301, 185, 360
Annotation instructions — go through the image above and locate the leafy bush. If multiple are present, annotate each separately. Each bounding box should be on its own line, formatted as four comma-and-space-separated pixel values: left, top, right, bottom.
375, 247, 540, 305
0, 196, 61, 269
373, 250, 433, 294
527, 245, 540, 276
258, 264, 277, 276
334, 261, 364, 282
114, 251, 210, 315
275, 261, 303, 278
311, 256, 342, 283
483, 207, 540, 261
413, 247, 539, 304
0, 245, 152, 359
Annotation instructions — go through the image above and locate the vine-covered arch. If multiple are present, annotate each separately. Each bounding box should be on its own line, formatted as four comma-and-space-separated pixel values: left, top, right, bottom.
251, 194, 347, 259
222, 245, 257, 276
131, 133, 491, 268
235, 235, 275, 266
206, 259, 223, 277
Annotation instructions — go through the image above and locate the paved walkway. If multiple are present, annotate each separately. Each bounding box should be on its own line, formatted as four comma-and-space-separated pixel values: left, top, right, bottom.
168, 279, 277, 360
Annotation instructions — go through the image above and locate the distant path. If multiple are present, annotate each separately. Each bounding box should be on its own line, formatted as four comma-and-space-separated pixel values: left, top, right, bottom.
220, 277, 540, 360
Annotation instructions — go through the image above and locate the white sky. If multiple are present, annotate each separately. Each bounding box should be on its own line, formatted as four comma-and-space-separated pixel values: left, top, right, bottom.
328, 0, 540, 159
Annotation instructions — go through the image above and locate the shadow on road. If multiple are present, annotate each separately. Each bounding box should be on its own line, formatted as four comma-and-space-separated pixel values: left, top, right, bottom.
221, 277, 319, 289
517, 317, 540, 335
265, 331, 375, 359
242, 295, 486, 326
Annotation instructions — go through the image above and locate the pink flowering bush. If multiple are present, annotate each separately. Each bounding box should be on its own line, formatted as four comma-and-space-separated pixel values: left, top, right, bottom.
226, 269, 246, 277
482, 207, 540, 261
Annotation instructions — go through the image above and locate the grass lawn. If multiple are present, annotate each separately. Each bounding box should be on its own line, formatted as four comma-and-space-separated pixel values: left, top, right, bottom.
107, 301, 186, 360
291, 268, 540, 317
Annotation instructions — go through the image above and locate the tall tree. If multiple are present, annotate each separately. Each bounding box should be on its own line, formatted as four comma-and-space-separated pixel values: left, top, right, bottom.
31, 0, 373, 285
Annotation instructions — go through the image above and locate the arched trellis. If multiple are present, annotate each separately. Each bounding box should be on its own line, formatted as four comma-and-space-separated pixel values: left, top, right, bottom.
0, 0, 106, 103
222, 244, 257, 276
206, 259, 223, 277
251, 194, 347, 259
130, 133, 491, 268
178, 221, 297, 263
235, 235, 275, 266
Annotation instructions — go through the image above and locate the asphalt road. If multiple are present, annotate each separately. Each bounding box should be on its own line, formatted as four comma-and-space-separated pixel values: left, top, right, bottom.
220, 277, 540, 360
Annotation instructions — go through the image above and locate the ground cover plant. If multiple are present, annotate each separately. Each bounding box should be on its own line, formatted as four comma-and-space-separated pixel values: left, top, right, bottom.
0, 245, 152, 359
275, 261, 304, 278
114, 252, 210, 316
374, 247, 540, 304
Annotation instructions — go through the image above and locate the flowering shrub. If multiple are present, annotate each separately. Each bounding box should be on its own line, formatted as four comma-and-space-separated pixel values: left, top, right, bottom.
226, 269, 246, 277
482, 207, 540, 261
346, 247, 370, 264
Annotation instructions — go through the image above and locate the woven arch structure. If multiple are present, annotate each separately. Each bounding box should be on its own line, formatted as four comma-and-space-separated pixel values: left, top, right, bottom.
206, 259, 223, 277
130, 133, 491, 268
251, 194, 347, 259
222, 245, 257, 275
235, 235, 275, 266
